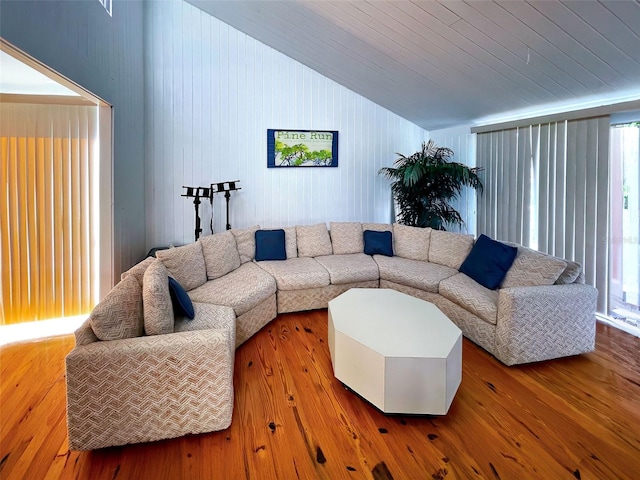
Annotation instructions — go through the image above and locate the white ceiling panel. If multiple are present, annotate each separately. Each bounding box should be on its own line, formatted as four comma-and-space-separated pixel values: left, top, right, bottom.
186, 0, 640, 130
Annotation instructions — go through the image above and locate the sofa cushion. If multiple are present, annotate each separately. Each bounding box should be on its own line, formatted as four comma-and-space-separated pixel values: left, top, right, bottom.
75, 319, 99, 346
142, 259, 174, 335
459, 234, 517, 290
188, 262, 276, 316
374, 255, 457, 293
200, 230, 241, 280
501, 245, 567, 288
168, 277, 195, 319
174, 302, 236, 333
255, 229, 287, 261
231, 225, 260, 264
362, 222, 392, 232
555, 260, 582, 285
440, 272, 499, 325
156, 242, 207, 291
364, 230, 393, 256
329, 222, 364, 254
393, 224, 431, 262
256, 257, 330, 290
120, 256, 154, 285
89, 275, 143, 341
283, 226, 298, 259
315, 253, 380, 285
429, 230, 475, 269
296, 223, 333, 257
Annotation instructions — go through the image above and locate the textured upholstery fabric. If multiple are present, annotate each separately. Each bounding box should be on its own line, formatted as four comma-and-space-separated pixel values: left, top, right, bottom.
429, 230, 474, 269
439, 273, 499, 325
501, 245, 567, 288
65, 329, 235, 450
296, 223, 333, 257
380, 280, 496, 355
431, 292, 497, 354
555, 260, 582, 285
156, 242, 207, 291
174, 302, 236, 337
231, 225, 260, 264
276, 281, 379, 313
374, 255, 457, 293
315, 253, 380, 284
90, 275, 143, 341
142, 259, 174, 336
256, 257, 330, 290
329, 222, 364, 254
362, 222, 392, 232
75, 319, 98, 346
187, 262, 276, 316
200, 231, 241, 280
496, 284, 597, 365
236, 294, 278, 347
393, 224, 431, 262
120, 256, 154, 285
283, 226, 298, 259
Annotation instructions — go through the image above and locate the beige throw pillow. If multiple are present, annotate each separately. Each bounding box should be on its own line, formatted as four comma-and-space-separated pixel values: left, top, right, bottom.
329, 222, 364, 254
555, 260, 582, 285
393, 224, 431, 262
200, 230, 241, 279
156, 242, 207, 291
296, 223, 333, 257
501, 246, 567, 288
231, 225, 260, 264
90, 275, 143, 341
429, 231, 474, 269
142, 259, 174, 336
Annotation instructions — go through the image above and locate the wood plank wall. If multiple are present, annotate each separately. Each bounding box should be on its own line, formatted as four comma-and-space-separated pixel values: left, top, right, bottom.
143, 0, 429, 249
0, 0, 146, 279
430, 125, 477, 235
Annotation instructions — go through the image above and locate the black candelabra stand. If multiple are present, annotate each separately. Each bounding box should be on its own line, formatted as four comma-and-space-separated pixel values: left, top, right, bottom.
211, 181, 241, 230
181, 186, 214, 242
182, 180, 241, 241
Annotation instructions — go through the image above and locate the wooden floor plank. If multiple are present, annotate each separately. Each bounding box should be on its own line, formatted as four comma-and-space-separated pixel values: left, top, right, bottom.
1, 312, 639, 480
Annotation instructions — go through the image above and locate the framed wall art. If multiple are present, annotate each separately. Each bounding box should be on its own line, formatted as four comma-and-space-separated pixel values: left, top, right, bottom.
267, 129, 338, 168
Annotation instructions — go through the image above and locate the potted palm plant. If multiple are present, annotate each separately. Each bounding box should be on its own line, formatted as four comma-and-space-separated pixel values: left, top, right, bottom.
379, 140, 483, 230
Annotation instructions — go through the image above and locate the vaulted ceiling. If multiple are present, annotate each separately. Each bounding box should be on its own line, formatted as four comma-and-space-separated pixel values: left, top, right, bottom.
187, 0, 640, 131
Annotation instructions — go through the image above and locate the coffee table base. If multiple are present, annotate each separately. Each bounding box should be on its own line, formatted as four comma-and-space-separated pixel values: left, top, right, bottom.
328, 289, 462, 415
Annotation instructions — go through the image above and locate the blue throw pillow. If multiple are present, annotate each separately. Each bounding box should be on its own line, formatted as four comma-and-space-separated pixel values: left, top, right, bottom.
255, 229, 287, 261
168, 277, 195, 319
363, 230, 393, 257
459, 234, 517, 290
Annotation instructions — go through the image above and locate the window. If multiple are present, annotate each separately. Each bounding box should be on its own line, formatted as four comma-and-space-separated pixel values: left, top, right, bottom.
610, 122, 640, 332
476, 116, 610, 313
0, 103, 100, 325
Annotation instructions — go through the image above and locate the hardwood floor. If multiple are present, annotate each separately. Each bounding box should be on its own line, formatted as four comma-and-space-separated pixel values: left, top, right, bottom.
1, 311, 639, 479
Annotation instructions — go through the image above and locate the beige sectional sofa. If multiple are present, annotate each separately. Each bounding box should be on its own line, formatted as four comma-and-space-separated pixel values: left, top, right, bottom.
66, 221, 597, 450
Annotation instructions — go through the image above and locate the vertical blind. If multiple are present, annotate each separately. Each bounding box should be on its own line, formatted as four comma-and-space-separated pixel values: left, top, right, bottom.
477, 116, 610, 313
0, 102, 99, 325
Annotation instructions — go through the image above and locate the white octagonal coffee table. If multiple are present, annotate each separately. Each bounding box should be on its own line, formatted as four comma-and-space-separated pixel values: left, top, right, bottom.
328, 288, 462, 415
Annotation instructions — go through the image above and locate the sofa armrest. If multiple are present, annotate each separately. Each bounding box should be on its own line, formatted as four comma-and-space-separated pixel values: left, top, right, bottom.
495, 284, 597, 366
66, 329, 235, 450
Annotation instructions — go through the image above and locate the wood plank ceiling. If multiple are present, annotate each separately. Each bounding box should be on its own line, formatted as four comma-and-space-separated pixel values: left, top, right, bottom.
187, 0, 640, 131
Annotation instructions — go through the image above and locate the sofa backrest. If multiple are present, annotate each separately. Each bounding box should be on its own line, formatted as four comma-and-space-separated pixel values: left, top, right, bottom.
429, 230, 475, 270
296, 223, 333, 257
200, 230, 242, 279
329, 222, 364, 254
